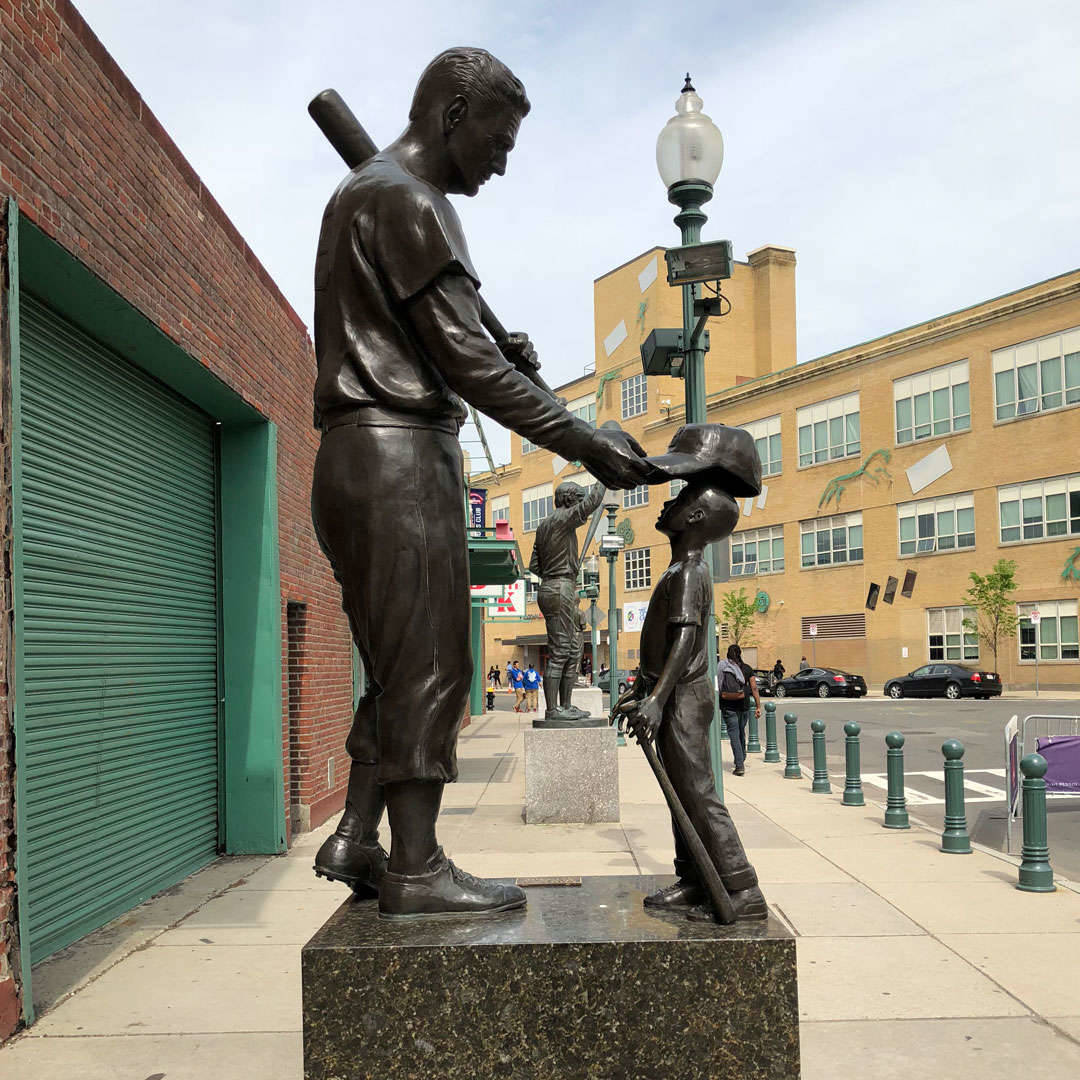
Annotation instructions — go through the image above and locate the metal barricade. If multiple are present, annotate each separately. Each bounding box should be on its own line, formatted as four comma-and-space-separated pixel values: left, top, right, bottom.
1005, 713, 1080, 853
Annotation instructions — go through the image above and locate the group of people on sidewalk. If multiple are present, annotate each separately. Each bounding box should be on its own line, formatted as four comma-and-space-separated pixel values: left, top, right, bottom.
485, 660, 541, 713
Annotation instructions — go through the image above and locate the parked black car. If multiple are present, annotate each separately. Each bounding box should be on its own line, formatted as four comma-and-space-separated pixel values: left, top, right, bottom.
884, 663, 1002, 700
753, 668, 777, 696
774, 667, 868, 698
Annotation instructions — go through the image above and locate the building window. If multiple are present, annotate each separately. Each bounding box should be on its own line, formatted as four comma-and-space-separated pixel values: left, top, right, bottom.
522, 483, 553, 533
993, 326, 1080, 422
741, 415, 782, 476
894, 360, 971, 444
568, 394, 597, 427
624, 547, 651, 590
623, 484, 649, 508
927, 606, 979, 661
800, 513, 863, 568
898, 492, 975, 555
669, 478, 687, 498
1019, 601, 1079, 662
621, 373, 647, 419
797, 393, 860, 467
732, 525, 784, 576
490, 495, 510, 524
999, 473, 1080, 543
521, 435, 538, 455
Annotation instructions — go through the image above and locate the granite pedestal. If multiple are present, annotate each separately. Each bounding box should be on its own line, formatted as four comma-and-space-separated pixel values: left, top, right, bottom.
302, 875, 799, 1080
524, 724, 619, 823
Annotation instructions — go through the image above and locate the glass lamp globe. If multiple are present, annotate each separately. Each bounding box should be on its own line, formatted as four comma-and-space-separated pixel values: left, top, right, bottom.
655, 75, 724, 189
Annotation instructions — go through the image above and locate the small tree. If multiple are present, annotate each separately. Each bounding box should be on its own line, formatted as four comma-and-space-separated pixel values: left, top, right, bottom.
962, 558, 1019, 670
721, 588, 757, 648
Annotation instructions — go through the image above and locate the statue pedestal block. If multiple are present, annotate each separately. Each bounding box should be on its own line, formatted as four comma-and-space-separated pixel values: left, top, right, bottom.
524, 725, 619, 823
302, 876, 799, 1080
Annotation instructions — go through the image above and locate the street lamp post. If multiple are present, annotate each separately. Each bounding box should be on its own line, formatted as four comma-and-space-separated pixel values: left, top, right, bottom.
600, 499, 622, 696
656, 75, 727, 794
583, 555, 601, 683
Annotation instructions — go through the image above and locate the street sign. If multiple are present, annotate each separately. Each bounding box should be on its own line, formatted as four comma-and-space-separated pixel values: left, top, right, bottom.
809, 623, 818, 637
588, 606, 605, 628
599, 534, 625, 552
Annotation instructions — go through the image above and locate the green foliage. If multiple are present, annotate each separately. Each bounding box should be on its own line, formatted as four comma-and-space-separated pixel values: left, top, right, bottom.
962, 559, 1019, 669
721, 587, 757, 648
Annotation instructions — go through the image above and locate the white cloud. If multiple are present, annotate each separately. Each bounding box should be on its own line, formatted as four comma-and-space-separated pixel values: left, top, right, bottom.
74, 1, 1080, 464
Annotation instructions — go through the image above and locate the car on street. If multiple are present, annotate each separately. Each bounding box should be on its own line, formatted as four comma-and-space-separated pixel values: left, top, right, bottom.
599, 668, 637, 695
774, 667, 868, 699
884, 663, 1002, 700
753, 668, 777, 696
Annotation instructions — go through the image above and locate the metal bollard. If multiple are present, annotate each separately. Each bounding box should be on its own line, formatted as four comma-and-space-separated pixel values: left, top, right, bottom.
783, 712, 801, 779
763, 701, 780, 763
842, 721, 864, 806
810, 719, 831, 793
883, 731, 910, 829
941, 739, 972, 853
1017, 753, 1055, 892
747, 702, 762, 754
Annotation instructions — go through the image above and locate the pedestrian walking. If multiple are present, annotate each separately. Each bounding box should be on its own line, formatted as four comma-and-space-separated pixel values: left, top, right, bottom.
509, 660, 526, 712
489, 665, 501, 689
799, 656, 810, 671
719, 645, 750, 776
505, 660, 515, 693
523, 663, 541, 711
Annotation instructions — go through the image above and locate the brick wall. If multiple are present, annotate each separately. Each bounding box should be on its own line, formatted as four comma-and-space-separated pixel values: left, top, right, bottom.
0, 0, 355, 1035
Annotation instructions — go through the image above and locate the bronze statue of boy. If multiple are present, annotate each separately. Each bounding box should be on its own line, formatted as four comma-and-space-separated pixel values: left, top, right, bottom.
310, 48, 649, 918
614, 425, 767, 921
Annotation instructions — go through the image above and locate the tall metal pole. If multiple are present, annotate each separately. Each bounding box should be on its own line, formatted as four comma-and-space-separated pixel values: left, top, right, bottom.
590, 597, 599, 684
605, 504, 619, 694
668, 180, 723, 799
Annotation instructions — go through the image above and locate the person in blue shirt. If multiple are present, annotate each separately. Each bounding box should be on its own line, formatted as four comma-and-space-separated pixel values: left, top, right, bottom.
523, 663, 541, 711
509, 660, 526, 712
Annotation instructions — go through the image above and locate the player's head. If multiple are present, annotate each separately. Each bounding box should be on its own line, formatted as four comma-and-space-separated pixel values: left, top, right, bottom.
656, 481, 738, 543
410, 47, 530, 197
554, 481, 585, 508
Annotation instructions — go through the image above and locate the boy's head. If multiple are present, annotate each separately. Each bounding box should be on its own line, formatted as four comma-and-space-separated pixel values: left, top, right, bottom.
656, 480, 739, 543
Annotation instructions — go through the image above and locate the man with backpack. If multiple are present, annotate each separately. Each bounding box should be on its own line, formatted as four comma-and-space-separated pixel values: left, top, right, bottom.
718, 643, 760, 776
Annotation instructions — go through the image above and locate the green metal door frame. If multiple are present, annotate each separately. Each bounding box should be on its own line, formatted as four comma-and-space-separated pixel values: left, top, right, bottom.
5, 206, 286, 1023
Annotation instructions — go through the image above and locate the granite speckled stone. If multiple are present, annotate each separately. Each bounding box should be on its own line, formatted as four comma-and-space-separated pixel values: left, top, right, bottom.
524, 726, 619, 823
302, 875, 799, 1080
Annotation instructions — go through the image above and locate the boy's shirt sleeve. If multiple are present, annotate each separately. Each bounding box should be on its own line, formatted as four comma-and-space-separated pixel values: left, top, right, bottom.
667, 562, 711, 626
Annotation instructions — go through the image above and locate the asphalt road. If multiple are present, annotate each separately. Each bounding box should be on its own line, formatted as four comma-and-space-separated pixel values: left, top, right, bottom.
759, 695, 1080, 883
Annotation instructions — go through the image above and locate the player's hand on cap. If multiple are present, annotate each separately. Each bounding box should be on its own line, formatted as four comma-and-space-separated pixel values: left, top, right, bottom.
584, 428, 650, 490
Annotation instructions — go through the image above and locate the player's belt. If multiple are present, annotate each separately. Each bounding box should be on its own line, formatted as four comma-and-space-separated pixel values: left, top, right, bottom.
320, 404, 459, 435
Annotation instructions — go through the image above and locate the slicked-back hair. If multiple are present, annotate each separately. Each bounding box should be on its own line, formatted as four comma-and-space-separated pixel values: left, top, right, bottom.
410, 47, 531, 122
554, 481, 584, 508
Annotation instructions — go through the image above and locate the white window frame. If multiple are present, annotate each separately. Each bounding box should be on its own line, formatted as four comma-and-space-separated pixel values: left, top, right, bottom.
490, 494, 510, 524
731, 525, 784, 577
522, 482, 553, 533
624, 547, 651, 591
800, 512, 863, 568
520, 435, 538, 455
993, 326, 1080, 423
898, 492, 975, 556
669, 478, 687, 498
741, 415, 782, 476
927, 606, 979, 661
621, 373, 647, 419
1018, 600, 1079, 662
894, 360, 971, 444
999, 473, 1080, 544
623, 484, 649, 508
797, 392, 860, 467
567, 394, 597, 427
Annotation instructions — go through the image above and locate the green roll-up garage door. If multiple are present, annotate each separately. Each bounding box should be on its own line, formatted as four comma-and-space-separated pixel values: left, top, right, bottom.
18, 294, 221, 963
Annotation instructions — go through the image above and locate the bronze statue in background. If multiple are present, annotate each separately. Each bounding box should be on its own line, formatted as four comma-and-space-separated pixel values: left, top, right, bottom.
308, 47, 650, 919
529, 480, 605, 724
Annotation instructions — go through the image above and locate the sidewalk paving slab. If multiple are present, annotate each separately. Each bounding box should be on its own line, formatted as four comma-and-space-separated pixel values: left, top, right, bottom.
764, 882, 923, 937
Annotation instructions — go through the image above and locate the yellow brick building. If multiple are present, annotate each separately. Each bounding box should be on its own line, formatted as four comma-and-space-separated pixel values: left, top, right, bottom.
472, 245, 1080, 692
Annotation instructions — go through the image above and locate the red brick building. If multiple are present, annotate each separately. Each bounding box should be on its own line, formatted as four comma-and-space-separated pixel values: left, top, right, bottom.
0, 0, 355, 1035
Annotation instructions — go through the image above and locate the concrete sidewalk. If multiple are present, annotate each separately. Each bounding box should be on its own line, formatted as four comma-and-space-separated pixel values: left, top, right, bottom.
4, 706, 1080, 1079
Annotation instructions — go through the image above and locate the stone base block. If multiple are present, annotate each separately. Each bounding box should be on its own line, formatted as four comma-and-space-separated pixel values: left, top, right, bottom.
302, 875, 799, 1080
524, 725, 619, 823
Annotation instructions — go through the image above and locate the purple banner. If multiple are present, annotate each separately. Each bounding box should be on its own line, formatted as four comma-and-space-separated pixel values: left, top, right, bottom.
469, 488, 487, 537
1036, 735, 1080, 794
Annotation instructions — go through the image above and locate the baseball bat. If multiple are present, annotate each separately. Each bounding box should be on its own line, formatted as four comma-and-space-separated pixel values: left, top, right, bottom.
308, 88, 564, 403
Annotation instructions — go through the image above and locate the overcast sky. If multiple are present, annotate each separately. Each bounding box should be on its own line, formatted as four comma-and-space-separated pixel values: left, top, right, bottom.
76, 0, 1080, 464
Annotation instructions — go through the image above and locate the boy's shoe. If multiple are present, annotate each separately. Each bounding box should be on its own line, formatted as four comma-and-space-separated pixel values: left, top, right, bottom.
313, 834, 389, 897
379, 848, 527, 919
686, 884, 768, 923
643, 880, 704, 909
